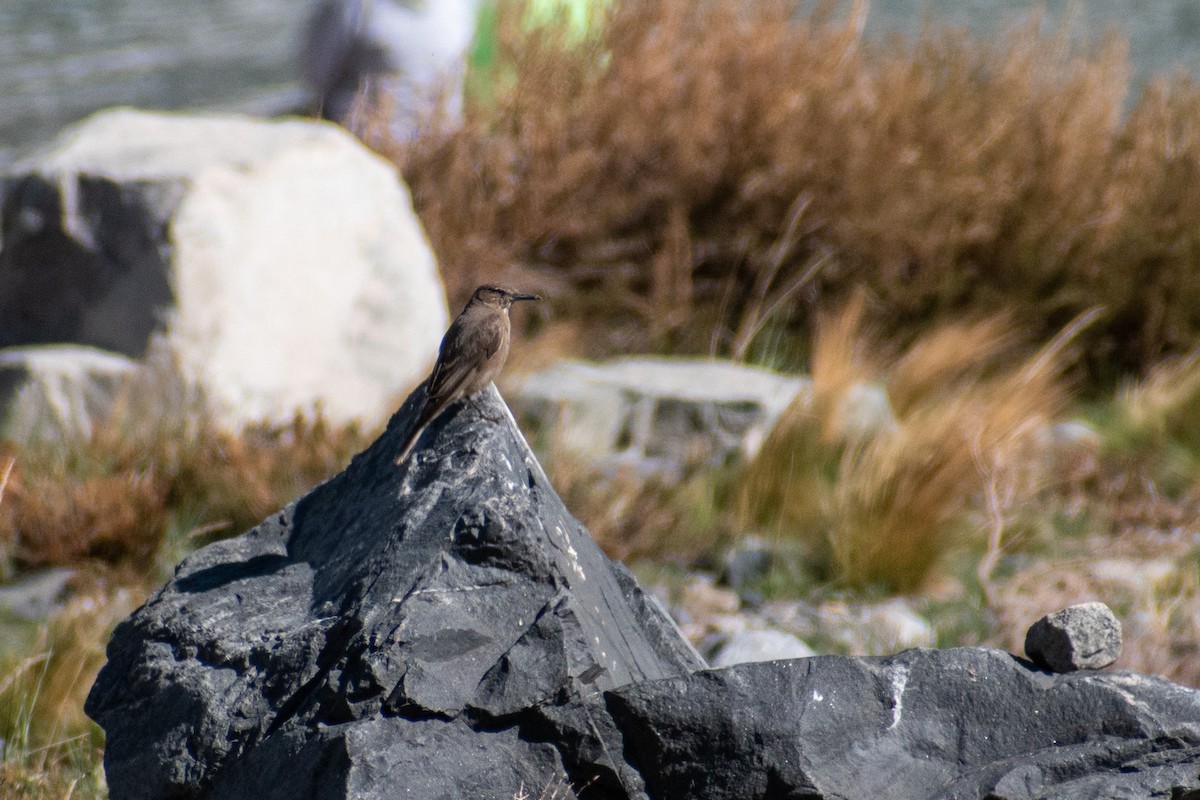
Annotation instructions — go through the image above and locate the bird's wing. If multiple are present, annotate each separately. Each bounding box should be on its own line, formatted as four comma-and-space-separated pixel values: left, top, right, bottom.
427, 316, 504, 398
475, 314, 506, 361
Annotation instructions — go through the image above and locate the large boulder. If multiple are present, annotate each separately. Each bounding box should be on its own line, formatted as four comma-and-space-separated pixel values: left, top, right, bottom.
87, 383, 1200, 800
0, 108, 447, 425
86, 383, 702, 800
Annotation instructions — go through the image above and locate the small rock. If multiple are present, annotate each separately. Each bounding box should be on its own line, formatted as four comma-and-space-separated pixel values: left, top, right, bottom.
0, 567, 75, 620
678, 575, 741, 618
720, 536, 773, 593
1025, 602, 1122, 673
818, 598, 936, 655
709, 629, 815, 668
0, 345, 137, 440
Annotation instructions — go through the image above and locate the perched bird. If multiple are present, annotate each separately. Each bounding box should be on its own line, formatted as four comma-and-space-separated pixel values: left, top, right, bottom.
395, 284, 540, 464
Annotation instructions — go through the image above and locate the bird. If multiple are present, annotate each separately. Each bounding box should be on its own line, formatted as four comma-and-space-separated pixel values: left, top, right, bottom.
394, 284, 540, 464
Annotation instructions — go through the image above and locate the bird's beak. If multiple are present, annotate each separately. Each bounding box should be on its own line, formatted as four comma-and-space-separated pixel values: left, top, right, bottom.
512, 293, 541, 303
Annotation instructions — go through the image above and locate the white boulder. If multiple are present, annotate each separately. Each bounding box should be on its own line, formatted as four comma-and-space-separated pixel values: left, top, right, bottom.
0, 108, 447, 426
0, 345, 138, 440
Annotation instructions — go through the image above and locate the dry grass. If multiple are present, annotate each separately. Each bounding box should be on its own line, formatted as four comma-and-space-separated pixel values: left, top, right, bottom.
546, 451, 735, 563
1054, 350, 1200, 532
0, 589, 139, 799
378, 0, 1200, 382
739, 298, 1072, 592
985, 527, 1200, 687
0, 345, 371, 575
1111, 349, 1200, 454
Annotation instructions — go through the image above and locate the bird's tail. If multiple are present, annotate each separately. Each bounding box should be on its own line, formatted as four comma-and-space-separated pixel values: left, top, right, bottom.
394, 397, 440, 465
394, 424, 423, 465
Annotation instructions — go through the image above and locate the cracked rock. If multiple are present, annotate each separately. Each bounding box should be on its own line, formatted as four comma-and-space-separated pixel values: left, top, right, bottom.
85, 384, 702, 800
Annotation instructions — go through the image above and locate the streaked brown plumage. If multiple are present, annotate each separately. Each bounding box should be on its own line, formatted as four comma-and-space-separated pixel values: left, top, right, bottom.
395, 284, 540, 464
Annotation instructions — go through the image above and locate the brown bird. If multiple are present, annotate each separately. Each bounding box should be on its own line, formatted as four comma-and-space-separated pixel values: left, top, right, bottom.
395, 284, 540, 464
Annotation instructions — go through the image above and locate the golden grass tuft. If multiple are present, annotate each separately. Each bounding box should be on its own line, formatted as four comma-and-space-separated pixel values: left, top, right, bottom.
1114, 349, 1200, 450
0, 588, 139, 799
740, 299, 1071, 592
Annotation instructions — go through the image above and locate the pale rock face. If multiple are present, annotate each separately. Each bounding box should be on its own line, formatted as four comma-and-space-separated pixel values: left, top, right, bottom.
0, 108, 448, 426
514, 357, 812, 477
709, 629, 816, 668
0, 344, 137, 440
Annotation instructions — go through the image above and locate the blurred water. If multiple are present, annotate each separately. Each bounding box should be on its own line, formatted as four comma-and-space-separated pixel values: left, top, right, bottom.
863, 0, 1200, 84
0, 0, 308, 169
0, 0, 1198, 169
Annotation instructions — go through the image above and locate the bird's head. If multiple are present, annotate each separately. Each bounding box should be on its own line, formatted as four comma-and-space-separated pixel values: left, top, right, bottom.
469, 284, 541, 311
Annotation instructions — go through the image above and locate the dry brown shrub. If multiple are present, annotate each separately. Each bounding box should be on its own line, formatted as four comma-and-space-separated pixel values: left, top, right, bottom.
548, 452, 732, 563
381, 0, 1200, 381
0, 351, 372, 573
0, 464, 169, 568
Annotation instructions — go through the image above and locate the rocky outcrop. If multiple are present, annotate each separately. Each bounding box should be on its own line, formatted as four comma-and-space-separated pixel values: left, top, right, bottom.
85, 384, 701, 800
87, 383, 1200, 800
0, 108, 447, 426
608, 648, 1200, 800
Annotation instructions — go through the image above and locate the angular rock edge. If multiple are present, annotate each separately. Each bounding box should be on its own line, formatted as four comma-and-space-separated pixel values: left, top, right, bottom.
86, 384, 1200, 800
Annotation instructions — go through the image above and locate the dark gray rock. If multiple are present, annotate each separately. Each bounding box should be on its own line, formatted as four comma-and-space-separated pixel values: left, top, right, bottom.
606, 648, 1200, 800
86, 384, 1200, 800
85, 384, 701, 800
1025, 601, 1123, 672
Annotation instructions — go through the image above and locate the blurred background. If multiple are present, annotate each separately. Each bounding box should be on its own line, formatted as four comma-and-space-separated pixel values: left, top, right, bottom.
4, 0, 1200, 168
4, 0, 1200, 796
